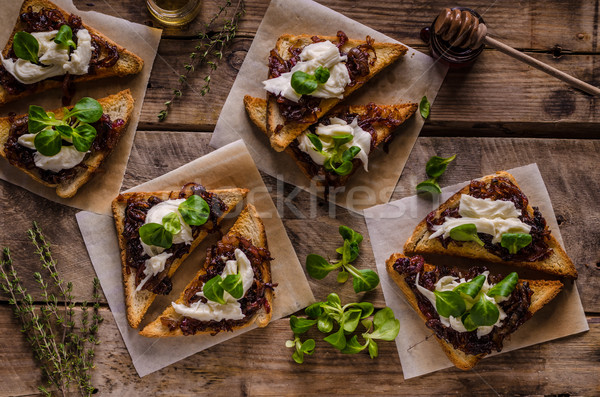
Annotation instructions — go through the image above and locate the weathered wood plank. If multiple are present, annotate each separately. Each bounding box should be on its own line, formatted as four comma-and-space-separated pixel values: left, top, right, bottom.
2, 133, 598, 312
0, 305, 598, 396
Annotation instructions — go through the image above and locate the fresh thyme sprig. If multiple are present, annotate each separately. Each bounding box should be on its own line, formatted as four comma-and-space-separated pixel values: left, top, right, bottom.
158, 0, 246, 121
0, 222, 103, 397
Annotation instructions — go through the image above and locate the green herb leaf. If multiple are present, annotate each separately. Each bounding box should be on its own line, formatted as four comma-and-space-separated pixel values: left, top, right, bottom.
367, 339, 379, 358
330, 133, 354, 145
305, 302, 323, 319
500, 233, 532, 255
202, 276, 226, 304
342, 308, 362, 333
416, 179, 442, 194
454, 274, 486, 299
291, 71, 319, 95
13, 31, 39, 63
487, 272, 518, 298
221, 273, 243, 299
348, 266, 380, 293
138, 223, 173, 249
434, 290, 466, 318
332, 161, 354, 176
161, 212, 181, 235
368, 307, 400, 341
290, 315, 317, 334
341, 335, 368, 354
28, 106, 59, 133
178, 195, 210, 226
469, 294, 499, 327
313, 66, 330, 84
425, 154, 456, 179
306, 254, 340, 279
461, 313, 478, 332
55, 124, 73, 139
449, 223, 485, 246
317, 313, 333, 333
301, 338, 315, 354
33, 128, 62, 156
71, 124, 97, 152
339, 225, 363, 245
53, 25, 76, 50
326, 293, 342, 308
419, 95, 431, 119
342, 146, 361, 162
354, 302, 375, 319
66, 97, 103, 123
323, 326, 346, 350
306, 133, 323, 152
336, 269, 349, 283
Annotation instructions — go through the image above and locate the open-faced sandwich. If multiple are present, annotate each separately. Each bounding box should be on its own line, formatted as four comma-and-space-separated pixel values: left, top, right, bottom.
0, 0, 143, 105
111, 183, 248, 328
140, 204, 274, 337
244, 95, 417, 189
0, 89, 133, 198
404, 171, 578, 279
262, 31, 407, 151
386, 253, 563, 370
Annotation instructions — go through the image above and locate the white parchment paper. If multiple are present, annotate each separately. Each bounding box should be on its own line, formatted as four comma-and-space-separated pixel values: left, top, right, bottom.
363, 163, 588, 379
0, 0, 162, 215
76, 140, 315, 377
210, 0, 448, 211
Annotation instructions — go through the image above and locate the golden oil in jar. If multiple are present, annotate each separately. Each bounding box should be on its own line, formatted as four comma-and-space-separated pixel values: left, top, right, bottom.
146, 0, 201, 26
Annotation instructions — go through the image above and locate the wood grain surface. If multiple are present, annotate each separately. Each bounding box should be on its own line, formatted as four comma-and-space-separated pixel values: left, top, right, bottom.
1, 0, 599, 395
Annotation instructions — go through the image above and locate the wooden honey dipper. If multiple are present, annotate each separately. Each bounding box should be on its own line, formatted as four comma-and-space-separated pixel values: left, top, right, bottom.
434, 8, 600, 96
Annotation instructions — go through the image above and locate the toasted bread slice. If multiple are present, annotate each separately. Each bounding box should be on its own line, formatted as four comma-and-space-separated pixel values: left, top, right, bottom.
244, 95, 417, 187
0, 0, 143, 105
404, 171, 578, 279
112, 187, 249, 328
0, 89, 134, 198
140, 204, 273, 337
385, 253, 563, 370
266, 34, 407, 151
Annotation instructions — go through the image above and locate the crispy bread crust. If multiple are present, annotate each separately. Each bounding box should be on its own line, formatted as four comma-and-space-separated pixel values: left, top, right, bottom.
244, 95, 417, 187
385, 253, 563, 370
403, 171, 578, 279
266, 34, 407, 151
139, 204, 273, 337
0, 89, 134, 198
111, 187, 249, 328
0, 0, 144, 105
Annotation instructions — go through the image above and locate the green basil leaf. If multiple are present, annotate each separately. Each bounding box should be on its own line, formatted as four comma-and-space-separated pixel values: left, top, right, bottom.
350, 268, 380, 293
342, 308, 362, 333
339, 225, 363, 244
300, 338, 315, 354
416, 179, 442, 194
342, 146, 361, 162
28, 105, 56, 133
487, 272, 519, 298
332, 160, 354, 176
419, 95, 431, 119
341, 335, 367, 354
53, 25, 76, 50
221, 273, 243, 299
354, 302, 375, 319
67, 97, 103, 123
202, 275, 226, 304
367, 339, 379, 358
291, 71, 318, 95
425, 154, 456, 179
306, 133, 323, 152
469, 294, 499, 327
461, 313, 478, 332
290, 315, 317, 334
34, 128, 62, 156
317, 313, 333, 333
138, 223, 173, 249
323, 326, 347, 350
161, 212, 181, 235
305, 254, 339, 279
178, 195, 210, 226
13, 31, 39, 63
305, 302, 323, 319
313, 66, 330, 84
453, 274, 486, 299
336, 269, 349, 283
434, 290, 466, 318
501, 233, 532, 255
368, 307, 400, 341
449, 223, 485, 246
71, 124, 97, 152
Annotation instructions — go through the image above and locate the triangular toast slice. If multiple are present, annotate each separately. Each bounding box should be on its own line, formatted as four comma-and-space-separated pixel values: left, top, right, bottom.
404, 171, 578, 278
244, 95, 417, 187
0, 89, 134, 198
112, 185, 248, 328
0, 0, 143, 105
140, 203, 273, 337
386, 253, 563, 370
266, 33, 407, 151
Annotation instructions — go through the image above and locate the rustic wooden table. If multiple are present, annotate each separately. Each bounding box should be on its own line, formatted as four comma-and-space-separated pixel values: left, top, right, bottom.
1, 0, 599, 395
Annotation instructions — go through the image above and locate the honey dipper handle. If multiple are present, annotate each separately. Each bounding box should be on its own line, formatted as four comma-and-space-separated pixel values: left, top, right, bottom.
484, 36, 600, 96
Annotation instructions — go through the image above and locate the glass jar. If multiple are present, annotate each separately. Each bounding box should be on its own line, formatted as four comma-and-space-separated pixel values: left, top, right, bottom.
146, 0, 202, 27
